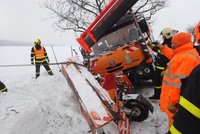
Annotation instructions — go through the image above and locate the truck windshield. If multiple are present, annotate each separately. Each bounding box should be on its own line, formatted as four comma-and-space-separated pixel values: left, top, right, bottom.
92, 23, 140, 55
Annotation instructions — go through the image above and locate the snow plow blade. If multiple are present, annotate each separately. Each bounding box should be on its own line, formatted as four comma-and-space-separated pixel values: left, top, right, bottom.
76, 0, 139, 53
61, 57, 131, 134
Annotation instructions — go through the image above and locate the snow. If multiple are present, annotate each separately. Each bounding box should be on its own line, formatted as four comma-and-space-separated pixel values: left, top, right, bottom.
0, 46, 168, 134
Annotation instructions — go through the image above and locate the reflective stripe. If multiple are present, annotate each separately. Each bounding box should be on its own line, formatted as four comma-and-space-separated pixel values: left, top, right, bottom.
154, 86, 162, 89
170, 124, 182, 134
165, 73, 187, 79
165, 52, 200, 79
31, 52, 34, 54
179, 96, 200, 119
34, 47, 45, 59
36, 54, 45, 59
163, 80, 181, 88
160, 71, 164, 76
47, 70, 52, 73
155, 66, 165, 70
184, 52, 200, 60
36, 72, 40, 74
35, 59, 46, 63
164, 61, 186, 79
0, 87, 7, 92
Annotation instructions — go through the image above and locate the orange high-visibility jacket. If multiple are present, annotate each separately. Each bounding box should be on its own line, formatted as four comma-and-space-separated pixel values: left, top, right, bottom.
194, 22, 200, 45
160, 43, 200, 118
161, 45, 173, 60
31, 46, 49, 64
34, 47, 45, 60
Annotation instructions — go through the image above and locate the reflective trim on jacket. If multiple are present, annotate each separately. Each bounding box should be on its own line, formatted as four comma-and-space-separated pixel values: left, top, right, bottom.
170, 124, 181, 134
160, 43, 200, 118
170, 64, 200, 134
0, 86, 7, 92
34, 47, 45, 60
179, 96, 200, 119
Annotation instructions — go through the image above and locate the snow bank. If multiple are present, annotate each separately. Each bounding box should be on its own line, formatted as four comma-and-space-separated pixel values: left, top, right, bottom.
0, 71, 89, 134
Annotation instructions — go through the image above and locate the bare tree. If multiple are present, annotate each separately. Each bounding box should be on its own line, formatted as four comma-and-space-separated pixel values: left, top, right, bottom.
186, 24, 195, 35
42, 0, 168, 32
134, 0, 168, 21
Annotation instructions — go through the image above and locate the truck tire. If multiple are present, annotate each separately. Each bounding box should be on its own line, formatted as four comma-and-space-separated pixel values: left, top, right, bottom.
124, 100, 149, 122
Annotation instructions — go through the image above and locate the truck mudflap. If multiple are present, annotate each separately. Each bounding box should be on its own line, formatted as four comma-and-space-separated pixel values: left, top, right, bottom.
61, 57, 131, 134
76, 0, 139, 53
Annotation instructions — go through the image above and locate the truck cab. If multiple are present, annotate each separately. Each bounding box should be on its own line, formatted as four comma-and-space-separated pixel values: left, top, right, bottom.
87, 14, 155, 86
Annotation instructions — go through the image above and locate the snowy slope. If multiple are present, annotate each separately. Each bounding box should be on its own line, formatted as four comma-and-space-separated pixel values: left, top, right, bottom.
0, 68, 168, 134
0, 71, 90, 134
0, 46, 168, 134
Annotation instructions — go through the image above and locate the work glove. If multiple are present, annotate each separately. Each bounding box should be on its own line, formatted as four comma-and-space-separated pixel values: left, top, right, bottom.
152, 43, 164, 51
160, 71, 165, 76
167, 104, 178, 114
151, 41, 162, 51
152, 41, 160, 46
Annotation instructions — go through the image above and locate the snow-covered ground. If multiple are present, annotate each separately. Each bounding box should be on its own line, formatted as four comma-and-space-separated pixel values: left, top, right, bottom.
0, 46, 168, 134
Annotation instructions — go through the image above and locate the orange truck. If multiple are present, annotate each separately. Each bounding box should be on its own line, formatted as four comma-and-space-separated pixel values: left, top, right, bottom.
88, 14, 154, 87
77, 2, 155, 87
77, 0, 154, 122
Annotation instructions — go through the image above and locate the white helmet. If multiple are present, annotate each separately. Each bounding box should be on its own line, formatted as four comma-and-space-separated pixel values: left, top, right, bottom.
160, 28, 178, 39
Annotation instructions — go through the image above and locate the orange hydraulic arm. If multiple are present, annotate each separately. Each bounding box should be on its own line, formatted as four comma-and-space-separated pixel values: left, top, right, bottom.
76, 0, 139, 53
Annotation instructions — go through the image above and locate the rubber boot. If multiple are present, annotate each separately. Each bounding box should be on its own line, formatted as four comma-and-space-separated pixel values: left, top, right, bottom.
48, 71, 54, 76
36, 74, 40, 79
149, 88, 161, 100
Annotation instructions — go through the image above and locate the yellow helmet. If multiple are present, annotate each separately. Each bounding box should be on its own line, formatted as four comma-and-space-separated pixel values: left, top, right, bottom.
34, 38, 41, 45
160, 28, 178, 39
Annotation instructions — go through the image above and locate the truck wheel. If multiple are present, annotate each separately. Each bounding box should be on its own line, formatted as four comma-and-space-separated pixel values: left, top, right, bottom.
124, 100, 149, 122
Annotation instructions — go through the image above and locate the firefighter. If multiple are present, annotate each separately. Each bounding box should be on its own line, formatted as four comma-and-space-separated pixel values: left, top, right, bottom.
160, 28, 179, 48
159, 25, 200, 59
0, 81, 7, 93
31, 39, 54, 79
149, 28, 178, 99
168, 64, 200, 134
160, 32, 200, 128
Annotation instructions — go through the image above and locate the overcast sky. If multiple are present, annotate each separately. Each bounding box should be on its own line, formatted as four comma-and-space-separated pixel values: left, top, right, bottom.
0, 0, 76, 46
0, 0, 200, 46
152, 0, 200, 38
